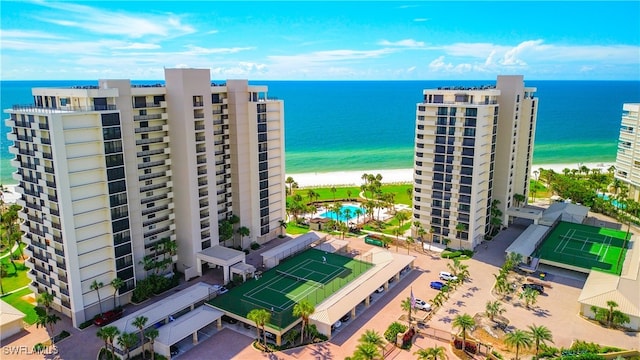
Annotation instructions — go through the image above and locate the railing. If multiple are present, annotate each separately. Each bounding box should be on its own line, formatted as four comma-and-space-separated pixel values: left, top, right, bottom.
135, 126, 164, 133
133, 114, 162, 121
12, 104, 118, 112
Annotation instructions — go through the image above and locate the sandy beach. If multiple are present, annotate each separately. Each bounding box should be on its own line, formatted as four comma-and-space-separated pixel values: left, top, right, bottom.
287, 162, 615, 188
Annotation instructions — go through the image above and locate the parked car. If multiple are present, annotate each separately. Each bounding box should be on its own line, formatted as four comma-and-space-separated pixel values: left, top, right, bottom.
375, 286, 384, 293
522, 283, 544, 294
413, 298, 432, 311
170, 345, 180, 356
439, 271, 458, 282
340, 313, 351, 322
332, 320, 342, 330
222, 315, 238, 324
93, 308, 124, 326
430, 281, 445, 290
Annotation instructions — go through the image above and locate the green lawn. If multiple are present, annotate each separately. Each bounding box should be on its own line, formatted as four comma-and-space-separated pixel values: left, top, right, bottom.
288, 184, 413, 206
1, 288, 42, 324
1, 244, 30, 293
284, 223, 310, 235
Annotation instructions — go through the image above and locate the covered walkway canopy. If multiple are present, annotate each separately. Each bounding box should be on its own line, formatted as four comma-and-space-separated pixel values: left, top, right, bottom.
112, 282, 217, 348
261, 231, 326, 269
314, 238, 349, 254
506, 206, 544, 224
505, 224, 551, 263
196, 245, 247, 284
310, 248, 415, 338
154, 306, 224, 358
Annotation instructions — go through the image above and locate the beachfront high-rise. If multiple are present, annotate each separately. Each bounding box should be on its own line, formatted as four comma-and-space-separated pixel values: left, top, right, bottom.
4, 68, 285, 327
614, 103, 640, 200
412, 75, 538, 249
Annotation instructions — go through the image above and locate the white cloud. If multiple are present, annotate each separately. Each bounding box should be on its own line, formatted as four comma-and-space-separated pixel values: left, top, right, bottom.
182, 45, 254, 55
0, 29, 64, 39
269, 48, 395, 65
113, 43, 161, 50
407, 66, 416, 72
378, 39, 425, 48
35, 2, 195, 38
500, 39, 543, 66
413, 18, 429, 22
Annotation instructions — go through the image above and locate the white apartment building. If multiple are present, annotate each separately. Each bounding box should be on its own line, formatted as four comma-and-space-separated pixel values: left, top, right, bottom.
412, 75, 538, 249
615, 103, 640, 201
4, 68, 285, 327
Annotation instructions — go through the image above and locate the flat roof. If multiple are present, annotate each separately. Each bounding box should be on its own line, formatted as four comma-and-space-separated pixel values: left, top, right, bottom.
505, 224, 550, 258
199, 245, 245, 263
0, 299, 25, 324
156, 306, 223, 346
111, 282, 216, 335
261, 231, 326, 259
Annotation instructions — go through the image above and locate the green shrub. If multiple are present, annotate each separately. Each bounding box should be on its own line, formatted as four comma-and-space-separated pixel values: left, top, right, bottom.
491, 350, 504, 359
384, 321, 407, 343
441, 250, 462, 259
79, 319, 93, 329
250, 242, 261, 250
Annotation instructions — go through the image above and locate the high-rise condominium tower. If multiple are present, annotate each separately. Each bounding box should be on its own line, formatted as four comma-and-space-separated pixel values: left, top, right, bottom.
615, 103, 640, 200
4, 68, 285, 327
412, 75, 538, 249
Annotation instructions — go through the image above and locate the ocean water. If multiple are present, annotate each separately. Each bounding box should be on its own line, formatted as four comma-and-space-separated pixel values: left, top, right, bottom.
1, 80, 638, 185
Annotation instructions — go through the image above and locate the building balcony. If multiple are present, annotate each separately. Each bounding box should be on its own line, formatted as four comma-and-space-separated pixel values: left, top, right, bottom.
11, 104, 117, 112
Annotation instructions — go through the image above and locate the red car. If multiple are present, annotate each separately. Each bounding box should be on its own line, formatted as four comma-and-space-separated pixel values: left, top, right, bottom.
93, 309, 124, 326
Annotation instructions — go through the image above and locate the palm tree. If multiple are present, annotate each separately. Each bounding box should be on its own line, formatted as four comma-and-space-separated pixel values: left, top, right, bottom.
111, 277, 124, 309
145, 328, 159, 360
330, 186, 337, 203
455, 223, 467, 249
37, 291, 54, 316
405, 236, 414, 254
452, 314, 475, 348
504, 329, 533, 360
395, 210, 409, 235
415, 346, 448, 360
237, 226, 250, 248
96, 327, 111, 358
528, 324, 553, 357
132, 315, 148, 359
1, 204, 21, 270
605, 300, 619, 328
117, 331, 138, 360
355, 208, 363, 225
485, 300, 505, 321
247, 308, 271, 346
91, 279, 104, 316
285, 176, 295, 195
104, 325, 120, 359
293, 299, 315, 343
401, 297, 413, 321
520, 288, 539, 309
358, 329, 385, 353
353, 342, 381, 360
394, 227, 402, 252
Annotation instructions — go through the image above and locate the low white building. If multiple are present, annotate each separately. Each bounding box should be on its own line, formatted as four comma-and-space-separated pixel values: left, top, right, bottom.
0, 300, 25, 341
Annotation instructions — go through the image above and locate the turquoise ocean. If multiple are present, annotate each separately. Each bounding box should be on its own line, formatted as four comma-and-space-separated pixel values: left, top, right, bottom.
1, 80, 639, 185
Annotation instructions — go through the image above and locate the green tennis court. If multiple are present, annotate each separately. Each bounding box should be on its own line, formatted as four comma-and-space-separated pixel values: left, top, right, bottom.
534, 221, 629, 275
207, 248, 373, 329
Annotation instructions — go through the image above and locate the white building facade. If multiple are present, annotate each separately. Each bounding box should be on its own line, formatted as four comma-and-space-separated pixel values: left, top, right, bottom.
4, 68, 285, 327
412, 75, 538, 249
615, 103, 640, 201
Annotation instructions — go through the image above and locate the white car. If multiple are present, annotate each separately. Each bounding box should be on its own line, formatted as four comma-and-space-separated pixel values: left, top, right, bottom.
332, 320, 342, 330
439, 271, 458, 282
413, 298, 432, 311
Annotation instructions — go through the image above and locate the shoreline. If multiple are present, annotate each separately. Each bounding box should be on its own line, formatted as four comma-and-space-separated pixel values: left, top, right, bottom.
0, 162, 616, 204
287, 162, 616, 188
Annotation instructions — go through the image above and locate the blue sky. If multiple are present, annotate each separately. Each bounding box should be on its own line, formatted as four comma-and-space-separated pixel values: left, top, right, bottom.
1, 1, 639, 80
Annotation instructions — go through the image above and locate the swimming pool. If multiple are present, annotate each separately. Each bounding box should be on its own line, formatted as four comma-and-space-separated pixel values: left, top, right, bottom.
319, 205, 364, 222
597, 193, 626, 209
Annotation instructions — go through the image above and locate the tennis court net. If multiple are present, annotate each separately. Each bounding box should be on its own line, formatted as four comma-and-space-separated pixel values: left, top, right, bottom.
276, 270, 324, 288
